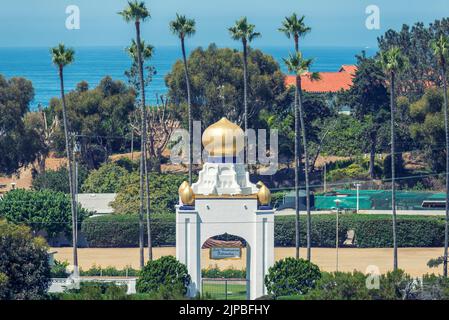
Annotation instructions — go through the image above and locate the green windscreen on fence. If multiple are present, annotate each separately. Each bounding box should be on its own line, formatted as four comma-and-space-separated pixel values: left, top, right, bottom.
313, 190, 445, 210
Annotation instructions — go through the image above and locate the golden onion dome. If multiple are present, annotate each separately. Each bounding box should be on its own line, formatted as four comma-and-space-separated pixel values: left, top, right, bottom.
256, 181, 271, 206
179, 182, 195, 206
202, 117, 244, 157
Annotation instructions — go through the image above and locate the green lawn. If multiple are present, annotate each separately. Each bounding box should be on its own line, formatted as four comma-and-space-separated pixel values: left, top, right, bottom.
202, 282, 247, 300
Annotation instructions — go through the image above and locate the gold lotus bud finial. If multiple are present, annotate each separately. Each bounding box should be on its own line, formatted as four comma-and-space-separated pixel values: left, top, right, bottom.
256, 181, 271, 206
179, 181, 195, 206
202, 117, 245, 157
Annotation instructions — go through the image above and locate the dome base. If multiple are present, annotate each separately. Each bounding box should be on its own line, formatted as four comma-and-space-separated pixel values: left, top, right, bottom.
192, 162, 257, 196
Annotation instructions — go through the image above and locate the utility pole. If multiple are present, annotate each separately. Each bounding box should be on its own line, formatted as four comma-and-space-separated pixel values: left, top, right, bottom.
334, 199, 341, 272
323, 164, 327, 193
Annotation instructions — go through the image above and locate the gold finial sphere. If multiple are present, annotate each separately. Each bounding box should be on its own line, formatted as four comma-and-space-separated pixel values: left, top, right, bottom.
202, 117, 244, 157
257, 182, 271, 206
179, 182, 195, 206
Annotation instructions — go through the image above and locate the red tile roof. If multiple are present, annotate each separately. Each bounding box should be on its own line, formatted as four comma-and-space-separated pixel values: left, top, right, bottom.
285, 64, 357, 93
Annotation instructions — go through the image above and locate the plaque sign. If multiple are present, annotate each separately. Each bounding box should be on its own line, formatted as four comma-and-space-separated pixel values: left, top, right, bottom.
210, 247, 241, 260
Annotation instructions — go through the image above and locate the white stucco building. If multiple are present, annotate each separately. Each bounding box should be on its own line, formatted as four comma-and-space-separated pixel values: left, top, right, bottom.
176, 117, 274, 300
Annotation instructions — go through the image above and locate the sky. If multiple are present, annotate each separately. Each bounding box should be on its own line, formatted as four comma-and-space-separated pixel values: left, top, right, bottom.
0, 0, 449, 48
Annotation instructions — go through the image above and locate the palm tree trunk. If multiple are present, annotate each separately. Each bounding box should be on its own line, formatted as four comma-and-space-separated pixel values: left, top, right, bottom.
59, 66, 78, 275
294, 76, 302, 259
297, 77, 312, 261
181, 37, 193, 185
390, 72, 398, 271
369, 130, 377, 179
243, 39, 249, 165
442, 64, 449, 277
135, 20, 151, 267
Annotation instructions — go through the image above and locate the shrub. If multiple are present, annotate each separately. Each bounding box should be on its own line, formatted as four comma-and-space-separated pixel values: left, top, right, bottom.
202, 267, 246, 279
80, 265, 139, 277
81, 162, 129, 193
0, 189, 89, 239
32, 165, 88, 193
265, 258, 321, 298
136, 256, 191, 295
81, 214, 175, 247
81, 213, 445, 248
50, 260, 70, 278
303, 271, 372, 300
0, 219, 51, 300
57, 282, 128, 300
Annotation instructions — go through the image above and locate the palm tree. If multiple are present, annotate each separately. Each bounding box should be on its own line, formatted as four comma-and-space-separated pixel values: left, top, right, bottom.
119, 0, 151, 267
170, 14, 196, 185
379, 47, 408, 271
279, 13, 313, 261
431, 34, 449, 277
279, 13, 311, 52
229, 17, 260, 164
50, 43, 78, 275
126, 38, 154, 263
284, 51, 320, 259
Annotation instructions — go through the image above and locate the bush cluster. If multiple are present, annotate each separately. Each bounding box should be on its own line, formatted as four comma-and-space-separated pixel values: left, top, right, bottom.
81, 214, 175, 247
202, 267, 246, 279
81, 214, 445, 248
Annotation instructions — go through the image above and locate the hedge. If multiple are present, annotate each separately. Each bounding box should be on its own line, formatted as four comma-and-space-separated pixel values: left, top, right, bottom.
82, 214, 175, 247
81, 214, 446, 248
275, 214, 445, 248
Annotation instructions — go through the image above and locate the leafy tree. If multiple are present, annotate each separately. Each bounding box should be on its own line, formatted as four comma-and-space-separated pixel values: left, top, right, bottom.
303, 271, 372, 300
48, 77, 136, 168
32, 165, 88, 193
0, 219, 51, 300
119, 0, 152, 266
165, 44, 287, 129
81, 162, 129, 193
0, 189, 88, 239
431, 34, 449, 277
284, 51, 320, 260
136, 256, 191, 295
344, 54, 390, 179
264, 257, 321, 298
378, 18, 449, 98
379, 47, 409, 272
112, 172, 189, 215
170, 13, 196, 185
51, 43, 78, 273
0, 75, 43, 175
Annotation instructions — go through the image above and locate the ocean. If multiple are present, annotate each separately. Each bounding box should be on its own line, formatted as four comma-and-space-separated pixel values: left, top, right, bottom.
0, 46, 377, 109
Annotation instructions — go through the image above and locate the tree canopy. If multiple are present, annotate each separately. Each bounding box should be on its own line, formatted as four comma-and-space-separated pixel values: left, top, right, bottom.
165, 44, 288, 128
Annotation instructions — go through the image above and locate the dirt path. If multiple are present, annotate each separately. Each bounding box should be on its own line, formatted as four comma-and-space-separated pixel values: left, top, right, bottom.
51, 247, 444, 276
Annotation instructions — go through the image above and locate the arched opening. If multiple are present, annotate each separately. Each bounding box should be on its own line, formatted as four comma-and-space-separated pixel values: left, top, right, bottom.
200, 233, 250, 300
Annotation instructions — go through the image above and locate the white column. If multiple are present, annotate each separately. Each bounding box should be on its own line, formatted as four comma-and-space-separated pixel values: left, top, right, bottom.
251, 210, 274, 300
176, 208, 201, 297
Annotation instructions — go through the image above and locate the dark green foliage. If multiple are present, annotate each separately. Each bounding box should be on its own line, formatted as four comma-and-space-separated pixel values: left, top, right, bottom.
136, 256, 191, 295
202, 267, 246, 279
165, 44, 287, 129
32, 165, 88, 193
265, 258, 321, 298
50, 260, 70, 278
81, 162, 129, 193
57, 282, 128, 300
0, 220, 51, 300
0, 75, 43, 175
79, 265, 139, 277
81, 213, 444, 248
48, 76, 136, 168
81, 214, 175, 247
0, 189, 89, 239
276, 214, 445, 248
303, 271, 371, 300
